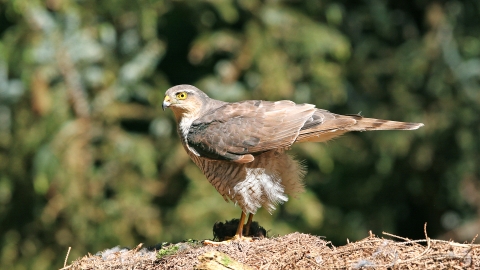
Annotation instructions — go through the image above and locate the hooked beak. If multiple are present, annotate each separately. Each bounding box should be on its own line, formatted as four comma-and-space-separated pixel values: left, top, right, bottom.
162, 95, 171, 111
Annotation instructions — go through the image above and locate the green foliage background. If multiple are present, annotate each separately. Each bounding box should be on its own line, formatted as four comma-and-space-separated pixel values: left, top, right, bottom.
1, 0, 479, 268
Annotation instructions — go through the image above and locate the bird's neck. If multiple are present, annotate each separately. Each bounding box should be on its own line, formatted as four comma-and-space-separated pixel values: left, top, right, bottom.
178, 116, 194, 140
170, 106, 197, 123
176, 115, 202, 157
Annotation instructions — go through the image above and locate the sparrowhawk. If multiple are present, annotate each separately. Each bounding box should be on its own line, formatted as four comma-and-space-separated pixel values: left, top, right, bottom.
163, 84, 423, 240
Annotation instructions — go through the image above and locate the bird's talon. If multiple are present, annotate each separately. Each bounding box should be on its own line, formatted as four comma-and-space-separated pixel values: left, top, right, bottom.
203, 236, 253, 246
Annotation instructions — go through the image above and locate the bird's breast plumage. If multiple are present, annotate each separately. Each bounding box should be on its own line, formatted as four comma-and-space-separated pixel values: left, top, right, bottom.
183, 147, 305, 214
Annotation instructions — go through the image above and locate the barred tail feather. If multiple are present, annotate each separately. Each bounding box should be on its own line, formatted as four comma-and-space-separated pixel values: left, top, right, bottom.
296, 113, 423, 143
348, 117, 424, 131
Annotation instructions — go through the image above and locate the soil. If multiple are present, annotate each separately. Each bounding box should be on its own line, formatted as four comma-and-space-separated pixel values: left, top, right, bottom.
63, 222, 479, 269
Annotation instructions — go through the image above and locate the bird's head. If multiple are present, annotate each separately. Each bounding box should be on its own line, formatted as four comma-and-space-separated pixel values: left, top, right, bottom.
163, 85, 210, 120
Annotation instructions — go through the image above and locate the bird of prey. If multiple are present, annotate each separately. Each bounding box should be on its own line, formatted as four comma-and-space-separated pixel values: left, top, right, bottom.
163, 84, 423, 241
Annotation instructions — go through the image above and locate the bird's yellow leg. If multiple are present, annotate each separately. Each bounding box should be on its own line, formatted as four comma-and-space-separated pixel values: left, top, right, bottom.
244, 213, 254, 236
203, 212, 253, 245
234, 211, 246, 238
230, 212, 252, 241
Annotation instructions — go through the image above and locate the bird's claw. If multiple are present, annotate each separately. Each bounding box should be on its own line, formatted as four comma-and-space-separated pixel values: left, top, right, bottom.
203, 235, 253, 246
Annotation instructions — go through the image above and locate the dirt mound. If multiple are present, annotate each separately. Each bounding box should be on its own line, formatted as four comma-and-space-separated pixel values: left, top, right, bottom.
64, 230, 478, 269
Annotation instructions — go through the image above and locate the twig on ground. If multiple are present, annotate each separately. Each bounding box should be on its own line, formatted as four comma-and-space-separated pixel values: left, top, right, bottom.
63, 247, 72, 269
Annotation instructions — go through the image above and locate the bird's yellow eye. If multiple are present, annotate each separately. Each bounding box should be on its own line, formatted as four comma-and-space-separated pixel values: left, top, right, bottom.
176, 92, 187, 100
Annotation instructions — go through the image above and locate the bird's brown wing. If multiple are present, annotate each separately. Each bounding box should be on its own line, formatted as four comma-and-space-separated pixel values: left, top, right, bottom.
187, 100, 316, 162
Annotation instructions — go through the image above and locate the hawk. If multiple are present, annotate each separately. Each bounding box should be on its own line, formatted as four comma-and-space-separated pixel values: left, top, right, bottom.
163, 84, 423, 240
